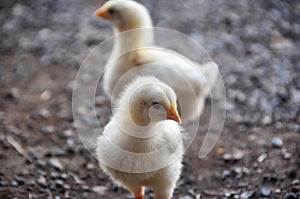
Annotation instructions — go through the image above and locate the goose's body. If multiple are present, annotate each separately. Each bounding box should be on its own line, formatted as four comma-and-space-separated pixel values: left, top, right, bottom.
94, 0, 218, 122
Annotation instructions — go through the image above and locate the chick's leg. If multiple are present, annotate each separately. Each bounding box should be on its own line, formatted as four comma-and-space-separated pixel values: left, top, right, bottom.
133, 186, 145, 199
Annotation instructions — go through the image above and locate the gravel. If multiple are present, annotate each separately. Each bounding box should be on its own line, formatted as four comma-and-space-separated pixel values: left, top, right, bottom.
0, 0, 299, 198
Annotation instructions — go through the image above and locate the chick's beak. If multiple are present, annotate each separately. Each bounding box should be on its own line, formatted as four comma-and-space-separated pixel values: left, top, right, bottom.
93, 7, 108, 19
167, 103, 181, 124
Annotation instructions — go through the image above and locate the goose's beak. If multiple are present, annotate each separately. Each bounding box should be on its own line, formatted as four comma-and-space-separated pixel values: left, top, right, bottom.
93, 7, 108, 19
167, 103, 181, 124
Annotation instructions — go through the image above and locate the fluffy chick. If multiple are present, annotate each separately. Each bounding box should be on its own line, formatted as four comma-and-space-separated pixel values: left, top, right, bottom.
93, 0, 219, 122
96, 76, 184, 199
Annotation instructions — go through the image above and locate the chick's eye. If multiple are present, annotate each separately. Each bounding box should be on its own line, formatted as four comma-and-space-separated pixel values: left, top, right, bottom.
108, 8, 115, 15
151, 102, 161, 109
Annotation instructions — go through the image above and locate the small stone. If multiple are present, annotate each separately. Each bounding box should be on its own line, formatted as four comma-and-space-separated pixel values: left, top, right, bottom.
11, 180, 18, 187
62, 129, 73, 137
283, 152, 292, 159
66, 139, 75, 148
217, 147, 225, 155
50, 171, 59, 179
232, 149, 244, 160
37, 176, 47, 187
261, 187, 271, 197
257, 153, 267, 162
36, 160, 46, 168
48, 158, 63, 170
40, 90, 52, 102
54, 149, 66, 156
292, 179, 300, 185
60, 173, 68, 180
49, 183, 57, 190
222, 170, 231, 179
262, 115, 272, 125
283, 192, 297, 199
6, 88, 20, 99
87, 163, 95, 170
39, 109, 50, 118
272, 137, 283, 148
240, 190, 255, 199
126, 195, 134, 199
63, 184, 71, 190
40, 126, 55, 134
223, 149, 244, 161
92, 186, 108, 195
14, 176, 25, 185
263, 173, 278, 182
55, 179, 64, 187
81, 185, 90, 191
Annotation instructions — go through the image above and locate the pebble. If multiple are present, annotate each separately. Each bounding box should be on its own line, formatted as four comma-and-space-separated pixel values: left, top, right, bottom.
63, 184, 71, 190
11, 180, 18, 187
263, 173, 278, 182
48, 158, 64, 170
223, 149, 244, 161
66, 138, 75, 148
81, 185, 90, 191
62, 129, 73, 137
261, 187, 271, 197
37, 176, 47, 187
54, 149, 66, 156
6, 88, 20, 99
283, 192, 297, 199
92, 186, 108, 195
40, 90, 52, 102
240, 190, 255, 199
39, 109, 50, 118
283, 152, 292, 159
36, 160, 46, 168
14, 176, 25, 185
40, 126, 55, 134
257, 153, 267, 162
272, 137, 283, 148
54, 179, 64, 187
222, 170, 231, 179
87, 163, 96, 170
60, 173, 68, 180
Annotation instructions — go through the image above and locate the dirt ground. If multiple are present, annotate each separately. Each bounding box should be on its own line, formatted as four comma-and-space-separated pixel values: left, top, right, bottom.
0, 0, 299, 198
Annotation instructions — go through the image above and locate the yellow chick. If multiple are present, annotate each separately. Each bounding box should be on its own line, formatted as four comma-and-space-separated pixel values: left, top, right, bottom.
93, 0, 219, 122
96, 76, 184, 199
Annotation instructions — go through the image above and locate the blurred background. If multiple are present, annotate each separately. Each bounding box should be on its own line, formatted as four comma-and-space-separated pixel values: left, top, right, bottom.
0, 0, 299, 198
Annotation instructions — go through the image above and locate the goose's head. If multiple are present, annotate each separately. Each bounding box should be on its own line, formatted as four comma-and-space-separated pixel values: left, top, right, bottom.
93, 0, 152, 32
118, 77, 181, 126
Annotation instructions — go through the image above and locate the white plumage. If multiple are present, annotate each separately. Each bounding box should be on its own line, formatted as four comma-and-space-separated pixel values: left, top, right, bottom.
94, 0, 219, 122
96, 77, 184, 199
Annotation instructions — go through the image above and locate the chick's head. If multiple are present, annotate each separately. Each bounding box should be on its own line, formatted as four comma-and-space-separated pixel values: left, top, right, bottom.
93, 0, 152, 31
119, 77, 181, 126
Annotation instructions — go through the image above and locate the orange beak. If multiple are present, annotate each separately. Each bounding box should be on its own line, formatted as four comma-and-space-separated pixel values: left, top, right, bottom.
93, 7, 108, 19
166, 103, 181, 124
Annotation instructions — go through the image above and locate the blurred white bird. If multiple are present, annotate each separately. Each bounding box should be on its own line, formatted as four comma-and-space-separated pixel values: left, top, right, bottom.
93, 0, 219, 121
96, 76, 184, 199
